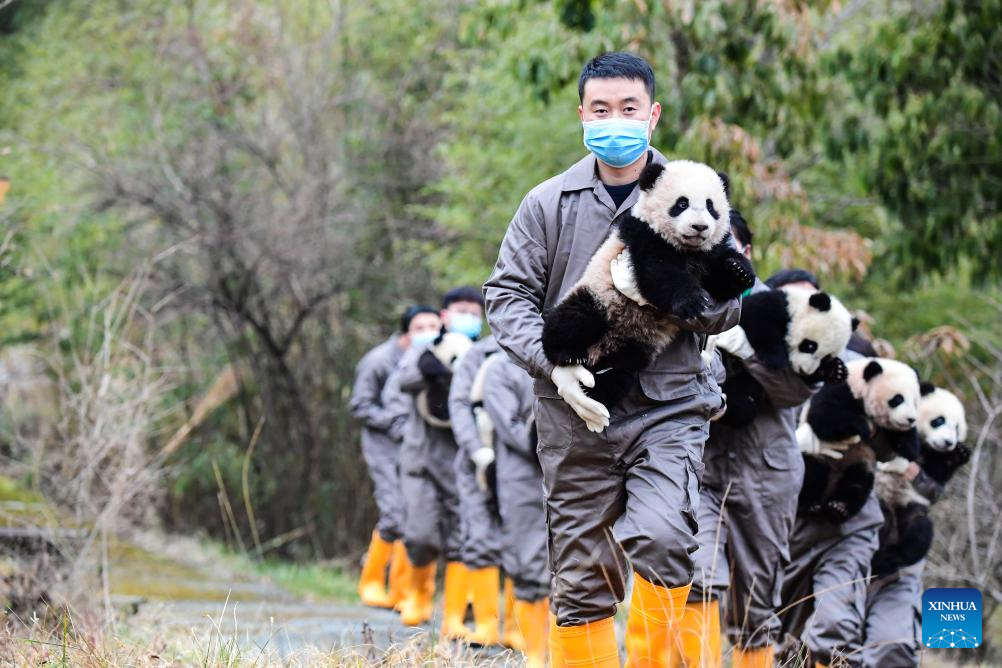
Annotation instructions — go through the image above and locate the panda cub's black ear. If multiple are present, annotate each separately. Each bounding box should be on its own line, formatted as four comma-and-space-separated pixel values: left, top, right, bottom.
863, 360, 883, 382
717, 171, 730, 197
808, 292, 832, 312
851, 317, 860, 332
638, 163, 666, 192
920, 381, 936, 396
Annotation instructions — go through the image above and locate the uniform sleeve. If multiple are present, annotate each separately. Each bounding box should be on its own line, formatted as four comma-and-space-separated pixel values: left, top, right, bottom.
740, 356, 815, 409
395, 345, 428, 395
348, 348, 396, 431
483, 365, 533, 457
483, 195, 554, 380
380, 370, 412, 442
448, 350, 483, 456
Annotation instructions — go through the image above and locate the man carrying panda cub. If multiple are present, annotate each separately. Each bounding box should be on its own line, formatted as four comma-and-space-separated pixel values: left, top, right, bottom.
486, 52, 747, 666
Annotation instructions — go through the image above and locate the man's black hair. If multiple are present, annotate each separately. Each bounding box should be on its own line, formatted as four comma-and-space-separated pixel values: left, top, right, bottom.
730, 209, 753, 248
764, 268, 821, 290
400, 304, 438, 334
441, 286, 485, 310
578, 52, 655, 103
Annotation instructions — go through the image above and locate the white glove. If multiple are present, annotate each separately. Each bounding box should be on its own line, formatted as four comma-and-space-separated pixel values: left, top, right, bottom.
471, 446, 495, 491
714, 325, 755, 360
796, 423, 852, 460
550, 365, 610, 433
473, 407, 495, 450
877, 456, 911, 475
610, 250, 648, 305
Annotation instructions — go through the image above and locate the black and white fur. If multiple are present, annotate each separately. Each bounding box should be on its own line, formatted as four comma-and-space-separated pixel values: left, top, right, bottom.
871, 383, 969, 575
796, 357, 921, 523
541, 160, 755, 408
718, 286, 855, 428
416, 331, 473, 428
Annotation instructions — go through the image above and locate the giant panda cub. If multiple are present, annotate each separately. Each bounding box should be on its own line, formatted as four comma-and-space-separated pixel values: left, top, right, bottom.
871, 383, 969, 576
796, 357, 922, 523
541, 160, 755, 409
717, 286, 856, 428
415, 331, 473, 428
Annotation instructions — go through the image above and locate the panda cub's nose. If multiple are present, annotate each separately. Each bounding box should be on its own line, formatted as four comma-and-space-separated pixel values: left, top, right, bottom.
692, 224, 708, 232
907, 417, 916, 424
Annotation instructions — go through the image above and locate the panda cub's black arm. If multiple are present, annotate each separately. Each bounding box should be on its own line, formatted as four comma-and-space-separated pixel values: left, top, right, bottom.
806, 382, 871, 442
872, 505, 934, 577
876, 426, 920, 461
620, 215, 710, 320
920, 443, 972, 485
738, 290, 791, 370
701, 235, 756, 302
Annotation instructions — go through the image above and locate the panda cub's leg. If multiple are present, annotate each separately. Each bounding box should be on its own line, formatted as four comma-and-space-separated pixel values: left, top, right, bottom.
823, 446, 876, 523
872, 505, 933, 577
798, 454, 831, 515
542, 287, 610, 367
586, 337, 654, 409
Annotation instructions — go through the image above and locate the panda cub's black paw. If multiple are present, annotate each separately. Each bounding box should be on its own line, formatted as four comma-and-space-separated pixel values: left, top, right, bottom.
671, 289, 713, 320
551, 353, 589, 367
820, 356, 847, 383
824, 500, 851, 523
724, 256, 755, 291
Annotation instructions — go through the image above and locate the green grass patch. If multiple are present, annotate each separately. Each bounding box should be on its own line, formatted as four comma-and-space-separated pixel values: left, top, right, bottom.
250, 558, 357, 602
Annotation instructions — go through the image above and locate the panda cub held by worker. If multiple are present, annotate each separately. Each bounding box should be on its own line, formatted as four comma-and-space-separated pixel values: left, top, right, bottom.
871, 384, 970, 576
796, 357, 922, 523
415, 331, 473, 428
541, 160, 755, 409
717, 286, 856, 428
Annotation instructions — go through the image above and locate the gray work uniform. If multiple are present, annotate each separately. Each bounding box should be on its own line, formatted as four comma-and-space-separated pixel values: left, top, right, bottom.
483, 356, 549, 602
387, 344, 464, 567
692, 281, 814, 649
484, 150, 740, 626
860, 459, 945, 666
448, 336, 504, 570
781, 493, 883, 667
349, 335, 406, 542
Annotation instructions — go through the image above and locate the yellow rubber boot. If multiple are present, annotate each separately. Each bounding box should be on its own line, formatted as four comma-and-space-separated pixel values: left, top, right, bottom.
399, 561, 436, 626
732, 645, 774, 668
502, 577, 526, 651
440, 562, 472, 641
467, 566, 501, 646
357, 530, 394, 607
552, 616, 620, 667
387, 541, 410, 609
624, 576, 690, 668
549, 612, 565, 668
674, 600, 721, 668
514, 597, 550, 668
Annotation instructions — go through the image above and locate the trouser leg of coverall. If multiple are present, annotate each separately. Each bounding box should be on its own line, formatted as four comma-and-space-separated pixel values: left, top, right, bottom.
455, 453, 503, 569
861, 561, 922, 667
360, 434, 404, 542
781, 504, 880, 668
536, 388, 710, 628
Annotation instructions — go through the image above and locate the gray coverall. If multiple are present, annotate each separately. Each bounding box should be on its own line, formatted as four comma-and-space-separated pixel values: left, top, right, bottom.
692, 283, 814, 649
349, 335, 406, 542
448, 335, 504, 570
385, 343, 464, 567
484, 150, 739, 626
483, 356, 549, 602
781, 495, 883, 667
861, 466, 944, 666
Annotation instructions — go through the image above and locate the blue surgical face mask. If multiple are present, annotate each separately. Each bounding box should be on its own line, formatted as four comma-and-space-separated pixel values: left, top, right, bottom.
582, 114, 652, 168
448, 312, 482, 340
411, 331, 438, 348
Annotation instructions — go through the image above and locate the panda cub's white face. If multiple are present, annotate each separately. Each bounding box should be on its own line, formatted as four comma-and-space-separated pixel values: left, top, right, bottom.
781, 286, 853, 376
632, 160, 731, 252
432, 332, 473, 370
918, 386, 967, 452
847, 357, 921, 431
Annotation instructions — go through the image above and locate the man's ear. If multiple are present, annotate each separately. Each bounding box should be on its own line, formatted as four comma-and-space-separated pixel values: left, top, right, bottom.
638, 162, 665, 192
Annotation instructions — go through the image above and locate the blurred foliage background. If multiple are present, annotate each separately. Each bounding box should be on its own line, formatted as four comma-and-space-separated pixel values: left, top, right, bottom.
0, 0, 999, 567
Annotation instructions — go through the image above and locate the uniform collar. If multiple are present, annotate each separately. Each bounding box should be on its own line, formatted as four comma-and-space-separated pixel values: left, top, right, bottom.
560, 147, 669, 193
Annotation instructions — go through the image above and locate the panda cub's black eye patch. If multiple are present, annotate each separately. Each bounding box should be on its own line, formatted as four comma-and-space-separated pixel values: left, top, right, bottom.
669, 196, 689, 217
798, 339, 818, 354
930, 416, 946, 428
706, 199, 719, 220
888, 394, 904, 408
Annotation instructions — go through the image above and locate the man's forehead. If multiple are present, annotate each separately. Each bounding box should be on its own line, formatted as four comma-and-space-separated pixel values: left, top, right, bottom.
582, 76, 650, 104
